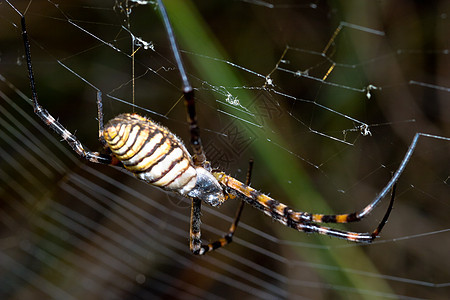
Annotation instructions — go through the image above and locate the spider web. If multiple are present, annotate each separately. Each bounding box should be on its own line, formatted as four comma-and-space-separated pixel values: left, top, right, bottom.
0, 0, 449, 299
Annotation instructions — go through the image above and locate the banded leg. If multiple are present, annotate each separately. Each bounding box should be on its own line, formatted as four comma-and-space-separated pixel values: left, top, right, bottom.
156, 0, 207, 167
190, 160, 253, 255
214, 172, 396, 243
13, 5, 115, 166
96, 91, 107, 146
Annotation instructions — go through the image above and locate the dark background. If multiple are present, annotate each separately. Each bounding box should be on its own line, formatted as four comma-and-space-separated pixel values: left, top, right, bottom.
0, 0, 449, 299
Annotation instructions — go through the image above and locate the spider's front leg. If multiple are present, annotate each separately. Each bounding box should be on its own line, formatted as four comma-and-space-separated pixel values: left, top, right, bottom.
189, 198, 206, 255
189, 161, 253, 255
190, 195, 237, 255
215, 172, 397, 243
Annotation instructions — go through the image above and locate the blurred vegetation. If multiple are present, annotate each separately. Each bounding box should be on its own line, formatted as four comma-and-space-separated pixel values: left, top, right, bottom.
0, 0, 448, 299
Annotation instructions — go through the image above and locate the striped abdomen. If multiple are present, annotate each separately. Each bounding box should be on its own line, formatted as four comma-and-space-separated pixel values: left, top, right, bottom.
103, 113, 225, 206
103, 113, 197, 194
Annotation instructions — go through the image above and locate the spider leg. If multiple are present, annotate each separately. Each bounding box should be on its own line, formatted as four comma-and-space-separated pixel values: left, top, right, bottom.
313, 133, 450, 224
370, 183, 395, 239
190, 160, 253, 255
214, 172, 396, 243
14, 6, 115, 166
297, 183, 396, 242
189, 198, 203, 254
297, 184, 396, 242
96, 91, 107, 147
156, 0, 207, 168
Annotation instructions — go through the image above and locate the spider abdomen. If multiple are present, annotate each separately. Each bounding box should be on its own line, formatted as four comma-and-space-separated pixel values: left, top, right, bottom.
103, 113, 197, 194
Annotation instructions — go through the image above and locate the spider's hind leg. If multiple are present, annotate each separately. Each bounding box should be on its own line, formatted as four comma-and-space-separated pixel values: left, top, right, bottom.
15, 7, 114, 166
96, 91, 107, 146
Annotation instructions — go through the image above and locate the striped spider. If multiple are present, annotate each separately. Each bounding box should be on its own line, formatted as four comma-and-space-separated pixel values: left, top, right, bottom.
10, 0, 396, 255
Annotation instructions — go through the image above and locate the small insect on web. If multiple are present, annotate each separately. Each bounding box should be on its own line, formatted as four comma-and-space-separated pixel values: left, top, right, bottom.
8, 0, 401, 255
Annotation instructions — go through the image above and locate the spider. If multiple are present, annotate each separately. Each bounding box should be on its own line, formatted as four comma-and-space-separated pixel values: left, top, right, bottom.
10, 0, 397, 255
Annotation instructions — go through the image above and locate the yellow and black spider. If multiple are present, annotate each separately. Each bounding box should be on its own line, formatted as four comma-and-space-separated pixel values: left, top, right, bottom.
9, 0, 396, 255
